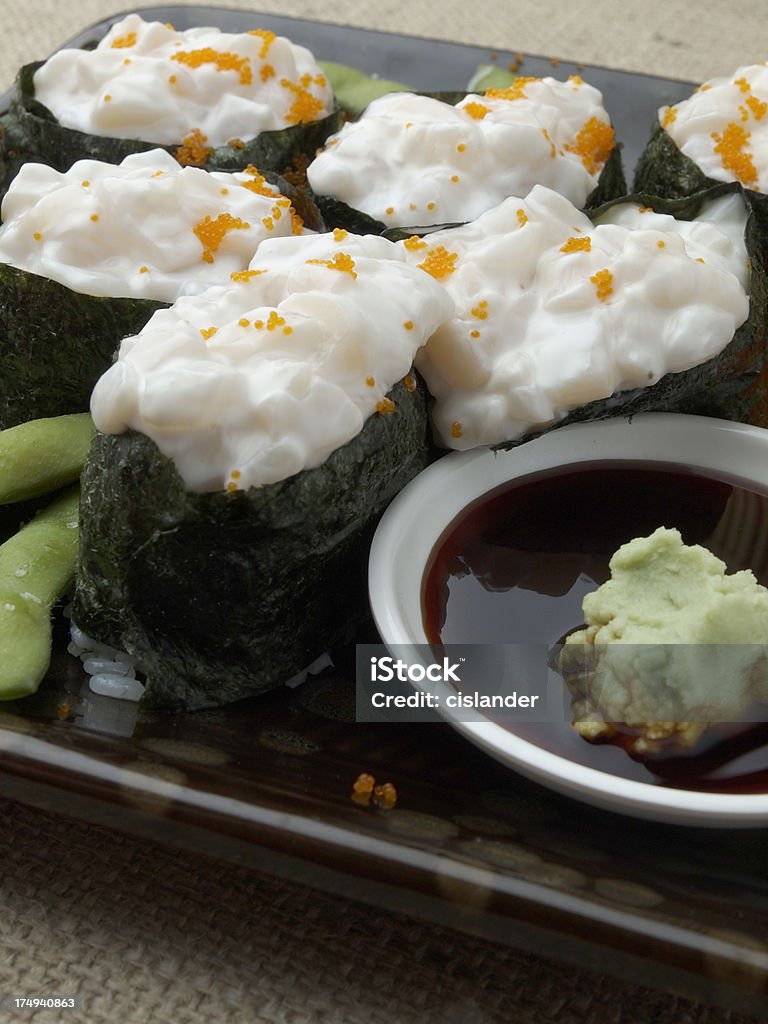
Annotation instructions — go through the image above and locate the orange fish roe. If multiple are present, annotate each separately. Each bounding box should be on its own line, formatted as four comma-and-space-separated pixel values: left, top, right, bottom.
226, 482, 239, 493
231, 470, 241, 480
240, 169, 277, 198
735, 76, 752, 94
230, 268, 267, 282
352, 772, 375, 795
283, 325, 293, 336
238, 318, 251, 327
517, 208, 528, 227
541, 127, 556, 158
366, 376, 376, 387
111, 32, 137, 48
104, 95, 112, 103
564, 117, 615, 175
376, 398, 396, 415
403, 320, 414, 330
290, 208, 304, 234
711, 122, 758, 186
175, 128, 213, 167
168, 74, 177, 85
333, 227, 348, 242
662, 106, 677, 128
372, 783, 397, 810
194, 213, 251, 263
81, 180, 90, 187
262, 217, 274, 231
404, 375, 417, 393
569, 75, 583, 86
249, 28, 276, 59
33, 232, 42, 241
409, 203, 417, 210
560, 235, 591, 253
451, 174, 460, 183
463, 101, 491, 120
139, 266, 149, 274
470, 329, 480, 339
200, 326, 218, 340
418, 246, 458, 280
281, 77, 324, 125
404, 235, 427, 252
227, 137, 246, 150
90, 214, 99, 222
306, 251, 358, 278
696, 257, 706, 263
261, 63, 275, 83
657, 240, 666, 248
265, 310, 287, 331
590, 269, 614, 302
485, 77, 540, 102
171, 48, 252, 86
457, 143, 466, 153
385, 206, 395, 216
471, 301, 488, 320
427, 202, 436, 211
253, 319, 264, 329
747, 94, 768, 121
351, 772, 377, 806
639, 206, 653, 213
450, 421, 463, 438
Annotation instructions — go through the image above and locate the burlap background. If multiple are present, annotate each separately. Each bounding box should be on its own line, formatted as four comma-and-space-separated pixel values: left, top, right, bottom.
0, 3, 765, 1022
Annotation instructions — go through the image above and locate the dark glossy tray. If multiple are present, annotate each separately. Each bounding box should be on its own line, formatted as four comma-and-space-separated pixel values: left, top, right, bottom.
0, 7, 766, 1017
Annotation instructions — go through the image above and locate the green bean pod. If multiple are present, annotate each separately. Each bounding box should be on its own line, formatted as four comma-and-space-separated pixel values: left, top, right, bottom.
0, 414, 94, 504
0, 485, 79, 699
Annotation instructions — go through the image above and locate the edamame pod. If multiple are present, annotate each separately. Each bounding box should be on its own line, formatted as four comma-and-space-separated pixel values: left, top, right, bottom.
0, 414, 94, 504
0, 485, 79, 699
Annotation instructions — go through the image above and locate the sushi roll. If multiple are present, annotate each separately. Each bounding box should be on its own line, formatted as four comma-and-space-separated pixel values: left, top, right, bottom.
633, 64, 768, 226
0, 14, 340, 189
0, 149, 307, 427
73, 231, 454, 709
397, 183, 759, 450
306, 77, 625, 234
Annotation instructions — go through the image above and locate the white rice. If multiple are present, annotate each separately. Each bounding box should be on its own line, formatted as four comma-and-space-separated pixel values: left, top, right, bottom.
64, 605, 145, 702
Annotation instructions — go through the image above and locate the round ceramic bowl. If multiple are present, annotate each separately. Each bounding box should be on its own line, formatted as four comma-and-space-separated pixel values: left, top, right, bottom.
369, 412, 768, 827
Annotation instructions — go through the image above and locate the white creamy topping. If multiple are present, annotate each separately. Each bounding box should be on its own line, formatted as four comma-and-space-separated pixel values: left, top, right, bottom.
400, 186, 749, 449
661, 64, 768, 192
0, 150, 302, 301
307, 80, 614, 226
90, 232, 454, 491
33, 13, 333, 148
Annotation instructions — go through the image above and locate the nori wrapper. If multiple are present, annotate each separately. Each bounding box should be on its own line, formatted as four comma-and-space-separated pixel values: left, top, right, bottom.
0, 62, 342, 193
310, 93, 627, 234
0, 264, 164, 428
496, 183, 768, 447
633, 120, 768, 236
73, 377, 431, 710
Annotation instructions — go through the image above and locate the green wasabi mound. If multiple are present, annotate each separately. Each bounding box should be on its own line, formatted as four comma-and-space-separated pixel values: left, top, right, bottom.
73, 378, 431, 710
562, 527, 768, 754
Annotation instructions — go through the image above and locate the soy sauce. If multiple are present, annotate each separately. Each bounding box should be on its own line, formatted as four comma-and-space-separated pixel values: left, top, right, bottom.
422, 462, 768, 793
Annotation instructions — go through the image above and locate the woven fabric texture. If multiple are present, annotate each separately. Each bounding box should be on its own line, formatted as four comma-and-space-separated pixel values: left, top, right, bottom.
0, 797, 761, 1024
